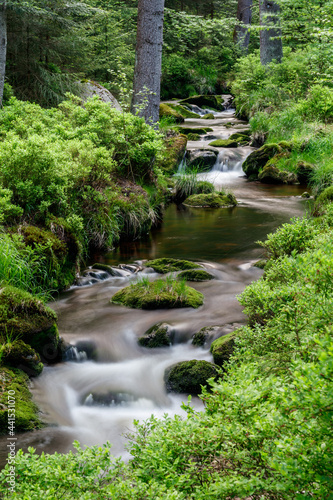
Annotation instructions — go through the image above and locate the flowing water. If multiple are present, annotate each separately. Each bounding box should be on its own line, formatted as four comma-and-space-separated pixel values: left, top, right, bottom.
0, 104, 310, 466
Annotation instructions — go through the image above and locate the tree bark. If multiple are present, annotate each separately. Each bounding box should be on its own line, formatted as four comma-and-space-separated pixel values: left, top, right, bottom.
233, 0, 252, 53
131, 0, 165, 126
260, 0, 283, 65
0, 1, 7, 106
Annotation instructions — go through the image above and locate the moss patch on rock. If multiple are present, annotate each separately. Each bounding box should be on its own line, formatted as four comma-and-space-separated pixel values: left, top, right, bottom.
158, 134, 187, 175
0, 367, 42, 434
159, 103, 184, 124
208, 139, 239, 148
111, 279, 204, 310
210, 331, 240, 367
183, 192, 237, 208
138, 322, 173, 348
242, 144, 281, 178
296, 161, 315, 184
202, 113, 215, 119
316, 186, 333, 205
179, 95, 223, 111
0, 286, 59, 362
147, 258, 200, 274
228, 132, 251, 145
187, 133, 201, 141
164, 360, 220, 395
166, 103, 200, 119
258, 165, 298, 184
2, 340, 43, 377
176, 127, 213, 135
178, 270, 214, 281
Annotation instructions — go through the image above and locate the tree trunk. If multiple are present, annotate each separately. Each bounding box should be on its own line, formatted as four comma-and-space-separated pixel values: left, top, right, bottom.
0, 1, 6, 106
131, 0, 165, 126
260, 0, 283, 65
233, 0, 252, 53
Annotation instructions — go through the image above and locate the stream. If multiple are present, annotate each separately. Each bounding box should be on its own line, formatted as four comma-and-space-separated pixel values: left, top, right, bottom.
0, 104, 309, 465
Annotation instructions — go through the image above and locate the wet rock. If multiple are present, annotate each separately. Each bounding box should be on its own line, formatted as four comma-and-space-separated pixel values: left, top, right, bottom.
301, 192, 311, 199
178, 269, 214, 282
210, 329, 243, 367
208, 139, 239, 148
119, 264, 142, 273
202, 113, 215, 119
178, 127, 213, 135
258, 165, 298, 184
179, 94, 225, 111
84, 270, 109, 280
84, 391, 135, 407
159, 103, 184, 123
75, 276, 99, 286
192, 323, 243, 348
242, 144, 281, 178
164, 360, 220, 395
92, 263, 124, 276
186, 149, 218, 171
138, 322, 174, 348
158, 133, 187, 175
2, 340, 43, 377
147, 258, 200, 274
165, 103, 200, 119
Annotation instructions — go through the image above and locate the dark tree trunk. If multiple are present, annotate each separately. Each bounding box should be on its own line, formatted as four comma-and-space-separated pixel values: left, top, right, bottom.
233, 0, 252, 53
260, 0, 283, 65
131, 0, 165, 126
0, 1, 6, 106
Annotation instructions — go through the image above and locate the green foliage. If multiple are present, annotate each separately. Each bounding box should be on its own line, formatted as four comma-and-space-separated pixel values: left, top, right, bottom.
111, 276, 204, 309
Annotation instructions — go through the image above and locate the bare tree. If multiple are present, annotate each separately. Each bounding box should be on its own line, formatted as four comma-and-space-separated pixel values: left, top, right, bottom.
0, 1, 6, 106
234, 0, 252, 53
131, 0, 165, 126
260, 0, 282, 65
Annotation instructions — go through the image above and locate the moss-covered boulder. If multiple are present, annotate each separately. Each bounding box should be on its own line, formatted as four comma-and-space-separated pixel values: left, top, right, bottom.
0, 286, 59, 362
179, 95, 224, 111
187, 133, 201, 141
178, 269, 214, 281
192, 326, 221, 347
138, 322, 174, 348
210, 331, 239, 367
202, 113, 215, 119
316, 186, 333, 205
176, 127, 213, 135
159, 103, 184, 123
158, 134, 188, 175
2, 340, 43, 376
0, 367, 42, 434
164, 360, 220, 394
208, 139, 239, 148
228, 132, 251, 145
183, 192, 237, 208
166, 103, 200, 119
258, 165, 298, 184
111, 279, 204, 309
186, 149, 218, 171
296, 161, 315, 184
242, 144, 281, 178
147, 258, 200, 274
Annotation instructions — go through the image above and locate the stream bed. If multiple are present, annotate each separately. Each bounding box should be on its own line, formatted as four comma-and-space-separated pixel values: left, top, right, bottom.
0, 107, 310, 465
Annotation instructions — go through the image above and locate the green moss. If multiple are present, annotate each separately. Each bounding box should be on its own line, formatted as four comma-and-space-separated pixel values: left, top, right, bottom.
316, 186, 333, 205
159, 103, 184, 124
228, 132, 251, 145
187, 133, 200, 141
179, 95, 224, 111
111, 280, 204, 310
2, 340, 43, 376
202, 113, 215, 119
258, 165, 298, 184
296, 161, 315, 184
0, 367, 42, 434
210, 331, 240, 367
208, 139, 239, 148
164, 360, 220, 395
158, 134, 187, 175
183, 192, 237, 208
147, 258, 200, 273
242, 144, 282, 178
196, 181, 215, 194
166, 104, 200, 119
0, 286, 59, 361
192, 326, 219, 346
138, 322, 173, 348
178, 270, 214, 281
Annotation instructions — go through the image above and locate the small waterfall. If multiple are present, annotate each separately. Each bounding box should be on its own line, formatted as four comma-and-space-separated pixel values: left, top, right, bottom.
177, 152, 187, 173
63, 346, 88, 363
212, 151, 243, 173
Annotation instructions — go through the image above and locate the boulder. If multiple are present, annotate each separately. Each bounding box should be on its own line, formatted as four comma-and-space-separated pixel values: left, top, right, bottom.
242, 144, 281, 178
138, 322, 174, 348
147, 258, 200, 274
202, 113, 215, 119
179, 95, 224, 111
208, 139, 239, 148
183, 192, 237, 208
186, 150, 218, 171
178, 270, 214, 282
210, 331, 238, 367
2, 340, 43, 377
159, 103, 184, 124
258, 165, 298, 184
296, 161, 315, 184
164, 360, 220, 394
166, 103, 200, 119
80, 80, 122, 111
158, 134, 187, 175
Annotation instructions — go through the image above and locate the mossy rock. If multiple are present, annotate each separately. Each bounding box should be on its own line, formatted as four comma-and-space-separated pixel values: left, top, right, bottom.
111, 281, 204, 310
258, 165, 298, 185
183, 192, 237, 208
208, 139, 239, 148
187, 133, 201, 141
164, 360, 220, 395
301, 192, 311, 199
92, 263, 122, 276
192, 326, 221, 347
176, 127, 213, 135
178, 270, 214, 282
2, 340, 43, 377
158, 134, 188, 175
179, 95, 223, 111
210, 331, 239, 367
316, 186, 333, 205
0, 286, 59, 362
159, 103, 184, 124
228, 132, 251, 145
17, 225, 67, 259
186, 150, 218, 171
196, 181, 215, 194
166, 103, 200, 119
147, 258, 200, 274
202, 113, 215, 119
242, 144, 282, 178
0, 367, 42, 434
138, 322, 174, 348
296, 161, 315, 184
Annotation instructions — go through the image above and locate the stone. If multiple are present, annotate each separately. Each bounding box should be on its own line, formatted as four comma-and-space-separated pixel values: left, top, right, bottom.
186, 150, 218, 171
164, 360, 220, 395
138, 322, 174, 348
258, 165, 298, 184
183, 192, 237, 208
